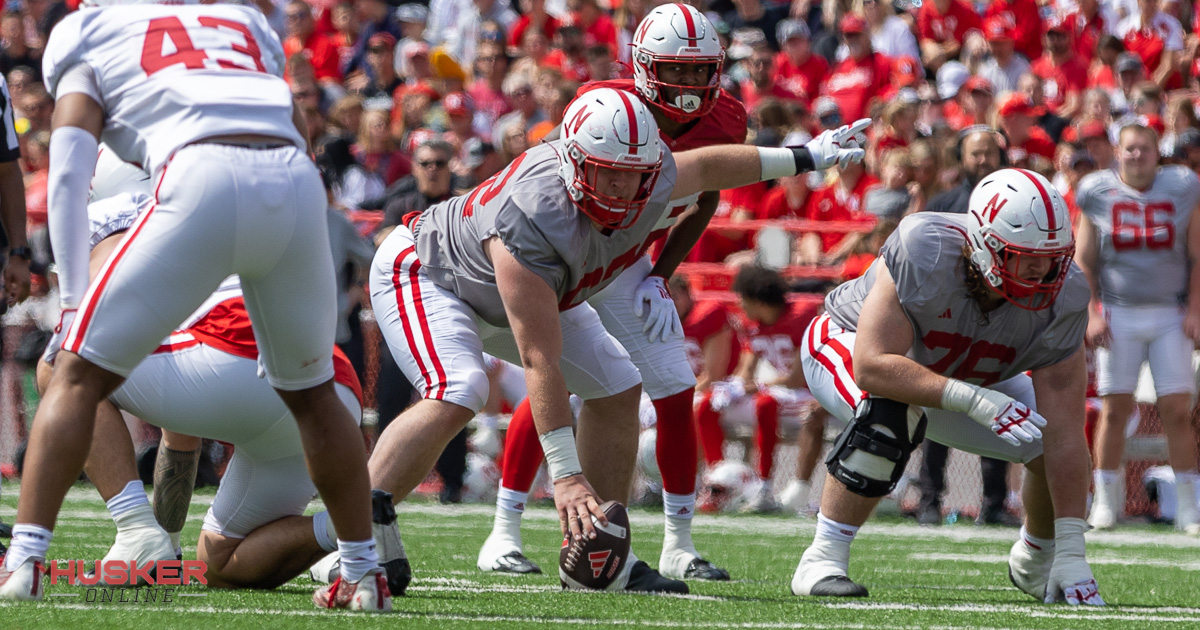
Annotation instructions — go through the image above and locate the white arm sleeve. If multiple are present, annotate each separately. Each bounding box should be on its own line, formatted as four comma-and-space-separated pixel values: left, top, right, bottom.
48, 126, 100, 309
54, 62, 103, 106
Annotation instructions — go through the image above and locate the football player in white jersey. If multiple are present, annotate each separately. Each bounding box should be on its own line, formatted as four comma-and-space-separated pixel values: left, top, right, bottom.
2, 4, 385, 610
794, 168, 1104, 605
366, 86, 868, 592
1075, 123, 1200, 534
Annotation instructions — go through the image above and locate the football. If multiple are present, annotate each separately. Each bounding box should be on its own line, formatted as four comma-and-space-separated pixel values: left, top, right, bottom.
558, 500, 631, 591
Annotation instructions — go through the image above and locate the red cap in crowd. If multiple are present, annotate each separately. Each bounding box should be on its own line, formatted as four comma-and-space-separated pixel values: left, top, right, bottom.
998, 93, 1036, 118
1079, 120, 1108, 141
443, 91, 474, 117
840, 14, 867, 35
963, 75, 994, 95
368, 32, 398, 51
1139, 114, 1166, 136
984, 17, 1014, 41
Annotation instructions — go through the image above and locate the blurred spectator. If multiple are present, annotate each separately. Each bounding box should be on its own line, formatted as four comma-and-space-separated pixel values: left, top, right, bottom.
924, 126, 1003, 213
284, 0, 343, 85
22, 131, 46, 235
513, 26, 552, 75
331, 0, 362, 71
983, 0, 1043, 61
351, 32, 402, 97
773, 19, 827, 103
526, 81, 574, 144
567, 0, 617, 55
1031, 22, 1087, 120
356, 107, 412, 186
852, 0, 919, 62
1081, 87, 1114, 131
449, 0, 517, 67
862, 148, 912, 221
395, 3, 428, 51
977, 17, 1030, 95
1061, 0, 1110, 64
1110, 53, 1144, 114
344, 0, 403, 79
738, 46, 801, 113
1172, 127, 1200, 173
510, 0, 561, 51
319, 136, 382, 210
1087, 35, 1126, 90
916, 0, 981, 71
997, 92, 1056, 171
906, 139, 944, 213
18, 88, 51, 135
798, 158, 877, 262
442, 91, 482, 175
873, 97, 919, 156
381, 140, 458, 228
1017, 73, 1070, 142
326, 93, 365, 143
1116, 0, 1183, 90
1061, 151, 1097, 226
397, 40, 434, 85
0, 10, 38, 81
1160, 94, 1199, 156
759, 170, 812, 221
493, 72, 545, 146
544, 25, 590, 82
468, 40, 513, 137
1080, 119, 1116, 169
839, 218, 897, 280
613, 0, 652, 66
393, 86, 436, 148
583, 44, 614, 82
461, 137, 503, 185
820, 13, 892, 123
5, 66, 35, 116
945, 75, 993, 130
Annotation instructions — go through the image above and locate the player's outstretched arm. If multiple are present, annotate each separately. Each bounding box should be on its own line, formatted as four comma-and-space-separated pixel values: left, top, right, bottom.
1030, 347, 1089, 521
856, 262, 1045, 446
48, 92, 103, 313
670, 119, 870, 202
489, 237, 608, 540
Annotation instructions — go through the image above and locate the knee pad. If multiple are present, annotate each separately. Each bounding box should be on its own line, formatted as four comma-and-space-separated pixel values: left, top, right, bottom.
825, 398, 927, 498
462, 367, 491, 413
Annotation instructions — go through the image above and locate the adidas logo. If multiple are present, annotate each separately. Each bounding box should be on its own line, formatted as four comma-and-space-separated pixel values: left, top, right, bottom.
938, 308, 952, 319
676, 507, 691, 516
513, 502, 525, 511
588, 550, 612, 578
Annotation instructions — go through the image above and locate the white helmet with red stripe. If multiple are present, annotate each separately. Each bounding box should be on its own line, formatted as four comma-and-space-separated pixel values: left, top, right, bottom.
966, 168, 1074, 311
631, 3, 725, 122
557, 87, 663, 230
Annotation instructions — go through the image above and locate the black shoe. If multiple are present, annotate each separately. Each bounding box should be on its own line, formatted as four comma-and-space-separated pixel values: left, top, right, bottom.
0, 521, 11, 539
439, 486, 463, 504
808, 575, 869, 597
371, 489, 412, 596
489, 551, 542, 574
683, 558, 730, 581
625, 560, 688, 594
976, 510, 1022, 527
915, 506, 942, 526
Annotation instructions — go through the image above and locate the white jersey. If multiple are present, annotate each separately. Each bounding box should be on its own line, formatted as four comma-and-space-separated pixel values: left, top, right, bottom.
1075, 166, 1200, 307
43, 5, 301, 175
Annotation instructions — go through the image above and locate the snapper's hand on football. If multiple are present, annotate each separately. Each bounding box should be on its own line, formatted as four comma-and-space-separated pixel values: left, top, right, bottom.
554, 474, 608, 541
804, 118, 870, 170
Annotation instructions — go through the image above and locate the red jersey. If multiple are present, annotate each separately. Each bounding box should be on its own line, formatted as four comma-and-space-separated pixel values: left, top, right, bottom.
917, 0, 982, 45
543, 49, 590, 82
578, 79, 749, 151
1061, 11, 1106, 62
161, 295, 363, 404
571, 12, 618, 55
734, 302, 820, 376
283, 31, 343, 83
682, 300, 738, 379
1007, 126, 1056, 165
1087, 63, 1116, 89
758, 186, 807, 220
821, 52, 893, 122
1030, 55, 1088, 114
1119, 13, 1184, 89
509, 14, 561, 48
804, 175, 879, 251
984, 0, 1043, 60
738, 79, 805, 114
772, 51, 828, 103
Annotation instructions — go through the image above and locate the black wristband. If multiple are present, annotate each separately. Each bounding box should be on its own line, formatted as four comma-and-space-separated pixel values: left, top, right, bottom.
790, 147, 816, 174
8, 246, 31, 260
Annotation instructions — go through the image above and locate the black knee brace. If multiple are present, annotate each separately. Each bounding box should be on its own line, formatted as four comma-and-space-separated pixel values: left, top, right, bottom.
825, 398, 928, 498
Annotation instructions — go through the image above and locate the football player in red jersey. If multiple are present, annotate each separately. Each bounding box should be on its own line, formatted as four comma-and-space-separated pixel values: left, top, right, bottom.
477, 3, 752, 582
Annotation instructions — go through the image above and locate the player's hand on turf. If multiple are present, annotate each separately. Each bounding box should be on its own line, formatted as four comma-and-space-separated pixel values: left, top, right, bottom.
553, 474, 608, 541
633, 275, 682, 343
804, 118, 870, 170
1085, 310, 1110, 348
989, 401, 1047, 447
1044, 518, 1105, 606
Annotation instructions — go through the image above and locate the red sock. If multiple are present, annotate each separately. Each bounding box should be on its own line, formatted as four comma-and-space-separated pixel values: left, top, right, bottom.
653, 388, 698, 495
500, 398, 543, 492
754, 393, 779, 480
695, 391, 726, 466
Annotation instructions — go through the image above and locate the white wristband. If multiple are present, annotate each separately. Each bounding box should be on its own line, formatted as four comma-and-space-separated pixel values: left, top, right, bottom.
940, 379, 1012, 426
758, 147, 799, 180
538, 426, 582, 480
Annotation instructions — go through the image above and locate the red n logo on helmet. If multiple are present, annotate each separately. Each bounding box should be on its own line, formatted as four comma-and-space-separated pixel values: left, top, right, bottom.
567, 107, 593, 135
983, 193, 1008, 222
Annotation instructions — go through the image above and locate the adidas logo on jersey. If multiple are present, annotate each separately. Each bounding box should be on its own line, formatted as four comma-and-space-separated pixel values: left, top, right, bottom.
938, 309, 952, 319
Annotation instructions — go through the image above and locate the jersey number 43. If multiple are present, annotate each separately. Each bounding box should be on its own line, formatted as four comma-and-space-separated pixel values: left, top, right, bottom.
141, 16, 267, 77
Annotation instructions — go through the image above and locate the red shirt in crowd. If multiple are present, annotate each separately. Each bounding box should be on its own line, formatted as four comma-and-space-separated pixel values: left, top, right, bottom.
284, 31, 343, 83
804, 174, 878, 251
917, 0, 982, 46
542, 49, 590, 82
984, 0, 1043, 60
683, 300, 739, 381
1061, 10, 1107, 61
1030, 54, 1088, 114
1007, 126, 1057, 164
821, 52, 893, 122
509, 14, 561, 48
1120, 13, 1184, 89
757, 185, 808, 220
571, 11, 619, 55
738, 80, 805, 114
772, 52, 828, 103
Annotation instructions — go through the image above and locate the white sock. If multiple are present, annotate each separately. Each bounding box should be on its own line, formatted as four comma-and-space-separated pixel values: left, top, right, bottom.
1094, 469, 1120, 486
168, 531, 182, 558
663, 514, 695, 556
662, 491, 696, 519
815, 513, 859, 543
496, 486, 528, 514
312, 511, 338, 553
1174, 469, 1200, 486
490, 505, 524, 549
337, 538, 379, 583
112, 501, 157, 531
106, 480, 150, 519
1019, 526, 1054, 553
5, 524, 52, 570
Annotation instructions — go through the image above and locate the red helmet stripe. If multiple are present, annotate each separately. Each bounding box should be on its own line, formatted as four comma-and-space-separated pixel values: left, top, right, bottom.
1014, 168, 1058, 237
615, 89, 639, 154
679, 4, 698, 46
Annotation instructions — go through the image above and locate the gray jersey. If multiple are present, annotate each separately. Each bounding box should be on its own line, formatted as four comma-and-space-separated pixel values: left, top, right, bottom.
413, 141, 681, 327
825, 213, 1089, 386
1076, 166, 1199, 307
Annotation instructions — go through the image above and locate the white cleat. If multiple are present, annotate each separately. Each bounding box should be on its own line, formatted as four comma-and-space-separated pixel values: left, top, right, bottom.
743, 485, 782, 514
1007, 536, 1054, 599
312, 567, 392, 612
779, 480, 812, 517
1087, 475, 1122, 530
477, 532, 541, 574
0, 556, 44, 601
89, 525, 176, 585
309, 552, 339, 584
790, 548, 867, 597
1174, 477, 1200, 535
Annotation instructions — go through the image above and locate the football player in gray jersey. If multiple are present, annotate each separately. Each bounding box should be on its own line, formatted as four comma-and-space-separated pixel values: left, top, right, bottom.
365, 87, 869, 591
794, 168, 1104, 606
1075, 123, 1200, 534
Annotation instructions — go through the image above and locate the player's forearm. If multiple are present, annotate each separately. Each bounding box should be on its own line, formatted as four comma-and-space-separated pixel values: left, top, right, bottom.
853, 352, 951, 408
47, 126, 100, 308
0, 161, 27, 248
673, 145, 815, 201
1031, 355, 1090, 519
523, 361, 574, 434
649, 191, 719, 278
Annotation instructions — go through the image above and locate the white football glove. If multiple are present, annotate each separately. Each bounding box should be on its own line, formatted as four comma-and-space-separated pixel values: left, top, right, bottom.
1044, 518, 1105, 606
633, 275, 682, 343
709, 378, 747, 412
40, 309, 76, 366
804, 118, 871, 170
941, 380, 1047, 447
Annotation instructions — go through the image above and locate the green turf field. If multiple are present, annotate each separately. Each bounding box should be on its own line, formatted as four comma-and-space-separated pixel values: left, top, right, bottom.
1, 483, 1198, 629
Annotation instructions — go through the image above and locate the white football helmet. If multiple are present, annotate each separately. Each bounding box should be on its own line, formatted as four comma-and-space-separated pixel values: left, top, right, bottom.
631, 3, 725, 122
558, 87, 663, 230
966, 168, 1074, 311
698, 460, 763, 513
89, 144, 152, 202
461, 453, 501, 504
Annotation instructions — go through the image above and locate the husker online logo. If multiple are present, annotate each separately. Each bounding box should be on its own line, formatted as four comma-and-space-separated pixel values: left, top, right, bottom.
46, 560, 207, 603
